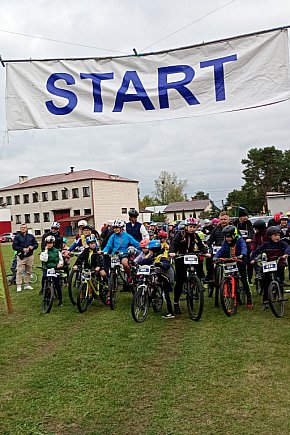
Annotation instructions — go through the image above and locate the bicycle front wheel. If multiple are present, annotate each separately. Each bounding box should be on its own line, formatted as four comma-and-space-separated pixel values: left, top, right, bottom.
77, 282, 89, 313
220, 278, 237, 317
131, 286, 149, 323
29, 272, 38, 284
268, 281, 285, 318
214, 265, 222, 308
68, 269, 80, 305
41, 282, 54, 314
109, 273, 117, 310
186, 276, 204, 321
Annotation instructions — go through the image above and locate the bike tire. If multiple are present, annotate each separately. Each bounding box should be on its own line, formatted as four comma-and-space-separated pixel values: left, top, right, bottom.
6, 274, 16, 286
68, 268, 81, 305
268, 281, 285, 318
99, 278, 109, 306
109, 273, 117, 310
77, 282, 89, 313
41, 282, 54, 314
29, 272, 38, 284
131, 286, 149, 323
214, 265, 222, 308
186, 275, 204, 321
220, 279, 237, 317
152, 286, 164, 313
255, 278, 263, 296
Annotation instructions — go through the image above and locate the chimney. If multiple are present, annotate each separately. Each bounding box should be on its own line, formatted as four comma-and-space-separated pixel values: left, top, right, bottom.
70, 167, 75, 173
19, 176, 28, 184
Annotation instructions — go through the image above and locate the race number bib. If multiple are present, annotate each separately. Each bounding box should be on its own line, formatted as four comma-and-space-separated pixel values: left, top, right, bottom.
262, 261, 277, 273
184, 255, 198, 265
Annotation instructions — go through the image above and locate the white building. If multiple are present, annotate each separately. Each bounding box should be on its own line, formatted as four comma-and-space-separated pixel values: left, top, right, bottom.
266, 192, 290, 215
0, 168, 139, 236
164, 199, 215, 221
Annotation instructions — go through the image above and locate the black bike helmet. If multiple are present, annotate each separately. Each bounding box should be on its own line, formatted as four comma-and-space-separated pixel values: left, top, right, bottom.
253, 219, 266, 230
222, 225, 238, 238
267, 226, 281, 236
128, 209, 139, 217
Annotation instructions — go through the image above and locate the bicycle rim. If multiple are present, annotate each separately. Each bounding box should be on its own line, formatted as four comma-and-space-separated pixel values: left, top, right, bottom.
131, 286, 149, 323
68, 269, 80, 305
268, 281, 285, 318
77, 282, 89, 313
109, 273, 117, 310
186, 276, 204, 321
220, 279, 237, 317
29, 272, 38, 284
41, 284, 54, 314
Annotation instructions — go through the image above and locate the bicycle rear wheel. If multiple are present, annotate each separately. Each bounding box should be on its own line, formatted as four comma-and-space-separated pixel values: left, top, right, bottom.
41, 282, 54, 314
186, 276, 204, 321
152, 285, 163, 313
220, 279, 237, 317
131, 286, 149, 323
268, 281, 285, 318
68, 268, 81, 305
109, 273, 117, 310
29, 272, 38, 284
77, 282, 89, 313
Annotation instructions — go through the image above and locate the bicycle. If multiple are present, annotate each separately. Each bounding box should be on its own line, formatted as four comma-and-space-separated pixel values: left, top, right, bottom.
76, 269, 108, 313
67, 252, 84, 305
106, 254, 124, 310
261, 257, 289, 318
38, 267, 61, 314
216, 258, 245, 317
175, 253, 205, 321
131, 264, 163, 323
208, 245, 223, 307
6, 270, 38, 286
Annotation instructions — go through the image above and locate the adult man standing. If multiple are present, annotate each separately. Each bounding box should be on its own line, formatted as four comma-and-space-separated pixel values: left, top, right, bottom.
233, 207, 254, 283
126, 209, 149, 242
206, 211, 231, 280
12, 223, 38, 292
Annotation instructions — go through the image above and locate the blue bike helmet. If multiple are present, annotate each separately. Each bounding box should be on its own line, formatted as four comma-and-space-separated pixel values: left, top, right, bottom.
86, 235, 97, 243
147, 240, 161, 251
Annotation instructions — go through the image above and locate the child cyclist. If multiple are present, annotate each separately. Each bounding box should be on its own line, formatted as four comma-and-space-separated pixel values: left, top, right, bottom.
250, 226, 290, 308
135, 239, 150, 264
40, 235, 64, 306
101, 220, 140, 282
169, 217, 210, 314
73, 234, 107, 303
139, 240, 175, 319
214, 225, 253, 309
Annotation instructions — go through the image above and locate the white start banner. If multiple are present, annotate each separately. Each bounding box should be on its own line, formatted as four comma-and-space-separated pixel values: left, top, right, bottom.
5, 29, 290, 131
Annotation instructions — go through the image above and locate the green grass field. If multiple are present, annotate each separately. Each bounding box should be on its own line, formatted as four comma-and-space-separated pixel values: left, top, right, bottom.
0, 243, 290, 435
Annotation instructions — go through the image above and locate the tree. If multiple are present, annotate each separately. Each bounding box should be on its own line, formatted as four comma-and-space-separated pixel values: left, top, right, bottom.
226, 147, 290, 213
139, 194, 157, 209
192, 191, 209, 200
153, 170, 187, 204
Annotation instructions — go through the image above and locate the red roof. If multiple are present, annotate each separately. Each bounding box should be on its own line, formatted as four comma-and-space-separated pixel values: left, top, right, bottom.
0, 169, 138, 192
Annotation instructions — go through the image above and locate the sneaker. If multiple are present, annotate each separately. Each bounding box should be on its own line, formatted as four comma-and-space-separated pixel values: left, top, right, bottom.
174, 303, 181, 315
162, 312, 175, 319
127, 276, 133, 284
17, 285, 22, 292
24, 285, 33, 290
246, 303, 253, 310
106, 297, 111, 306
58, 301, 63, 307
262, 301, 269, 311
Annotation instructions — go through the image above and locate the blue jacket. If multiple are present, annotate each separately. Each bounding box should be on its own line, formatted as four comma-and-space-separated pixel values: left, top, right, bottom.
215, 236, 248, 260
103, 231, 140, 255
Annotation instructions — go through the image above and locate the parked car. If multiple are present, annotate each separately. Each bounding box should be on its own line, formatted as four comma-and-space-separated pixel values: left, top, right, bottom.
249, 216, 274, 226
0, 235, 6, 243
0, 232, 17, 242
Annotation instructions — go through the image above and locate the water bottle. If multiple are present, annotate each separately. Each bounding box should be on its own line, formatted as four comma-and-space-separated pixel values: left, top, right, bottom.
262, 253, 267, 262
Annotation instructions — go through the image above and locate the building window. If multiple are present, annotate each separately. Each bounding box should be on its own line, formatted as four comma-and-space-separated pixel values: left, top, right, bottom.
83, 186, 90, 197
16, 215, 21, 224
23, 194, 29, 204
24, 214, 30, 224
51, 191, 58, 201
62, 189, 69, 200
73, 210, 80, 216
0, 197, 3, 205
34, 213, 40, 223
32, 192, 39, 203
43, 212, 50, 222
14, 195, 20, 205
84, 208, 91, 215
72, 188, 79, 199
122, 208, 127, 214
6, 196, 12, 205
35, 230, 41, 236
42, 192, 48, 202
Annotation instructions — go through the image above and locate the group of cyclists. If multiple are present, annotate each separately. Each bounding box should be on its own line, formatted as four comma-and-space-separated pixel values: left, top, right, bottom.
16, 206, 290, 318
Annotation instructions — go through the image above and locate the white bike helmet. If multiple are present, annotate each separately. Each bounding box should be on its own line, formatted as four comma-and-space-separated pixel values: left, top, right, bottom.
78, 219, 88, 227
45, 235, 56, 243
113, 219, 125, 228
51, 221, 60, 229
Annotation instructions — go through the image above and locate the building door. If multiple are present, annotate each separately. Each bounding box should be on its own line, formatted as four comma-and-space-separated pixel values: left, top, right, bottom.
53, 209, 70, 236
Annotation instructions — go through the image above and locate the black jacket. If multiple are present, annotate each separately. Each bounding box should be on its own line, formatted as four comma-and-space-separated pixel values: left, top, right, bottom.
12, 232, 38, 259
75, 247, 103, 269
41, 230, 63, 251
232, 218, 254, 240
169, 231, 206, 254
207, 225, 225, 247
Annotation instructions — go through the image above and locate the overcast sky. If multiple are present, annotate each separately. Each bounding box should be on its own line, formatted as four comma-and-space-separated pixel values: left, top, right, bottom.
0, 0, 290, 208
